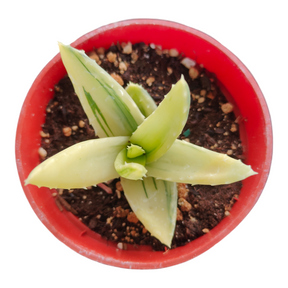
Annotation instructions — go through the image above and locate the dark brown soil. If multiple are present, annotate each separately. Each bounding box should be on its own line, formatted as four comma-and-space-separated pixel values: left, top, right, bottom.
40, 42, 243, 251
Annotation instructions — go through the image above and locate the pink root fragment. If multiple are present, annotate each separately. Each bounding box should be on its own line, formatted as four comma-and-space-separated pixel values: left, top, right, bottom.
98, 183, 113, 194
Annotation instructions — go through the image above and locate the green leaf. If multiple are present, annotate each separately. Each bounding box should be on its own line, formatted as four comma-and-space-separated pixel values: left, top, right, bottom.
83, 87, 113, 137
127, 144, 145, 158
121, 177, 177, 247
58, 43, 144, 138
146, 139, 257, 185
124, 84, 178, 246
129, 76, 190, 163
125, 82, 157, 118
25, 136, 129, 189
114, 148, 147, 180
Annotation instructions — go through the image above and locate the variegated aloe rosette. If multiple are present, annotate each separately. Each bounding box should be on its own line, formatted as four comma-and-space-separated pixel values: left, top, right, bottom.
25, 43, 257, 247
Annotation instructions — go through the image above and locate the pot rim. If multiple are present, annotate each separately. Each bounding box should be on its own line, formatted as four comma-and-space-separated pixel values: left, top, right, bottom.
15, 19, 272, 269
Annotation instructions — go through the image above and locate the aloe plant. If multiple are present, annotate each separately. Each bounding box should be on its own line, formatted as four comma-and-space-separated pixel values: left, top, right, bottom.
25, 43, 257, 247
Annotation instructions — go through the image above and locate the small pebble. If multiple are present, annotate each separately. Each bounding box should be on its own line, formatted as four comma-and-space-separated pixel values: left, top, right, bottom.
198, 97, 205, 104
131, 51, 139, 63
230, 123, 238, 132
181, 57, 196, 69
79, 120, 85, 128
62, 127, 72, 137
169, 48, 179, 57
122, 42, 132, 54
110, 73, 124, 86
189, 67, 199, 80
38, 147, 47, 159
202, 228, 210, 234
167, 67, 173, 75
221, 102, 234, 114
40, 131, 49, 138
146, 76, 155, 86
107, 52, 117, 63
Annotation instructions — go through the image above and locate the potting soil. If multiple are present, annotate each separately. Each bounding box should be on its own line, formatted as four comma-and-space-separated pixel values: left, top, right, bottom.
40, 42, 243, 251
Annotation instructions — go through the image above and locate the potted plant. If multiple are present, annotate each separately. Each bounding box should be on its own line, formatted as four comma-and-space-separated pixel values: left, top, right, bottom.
15, 19, 272, 269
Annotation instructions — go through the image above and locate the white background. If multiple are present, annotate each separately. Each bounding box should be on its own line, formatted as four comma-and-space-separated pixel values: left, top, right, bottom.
2, 1, 287, 287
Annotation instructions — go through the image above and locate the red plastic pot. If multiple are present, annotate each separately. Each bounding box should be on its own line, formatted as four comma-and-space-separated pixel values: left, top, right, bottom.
15, 19, 272, 269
